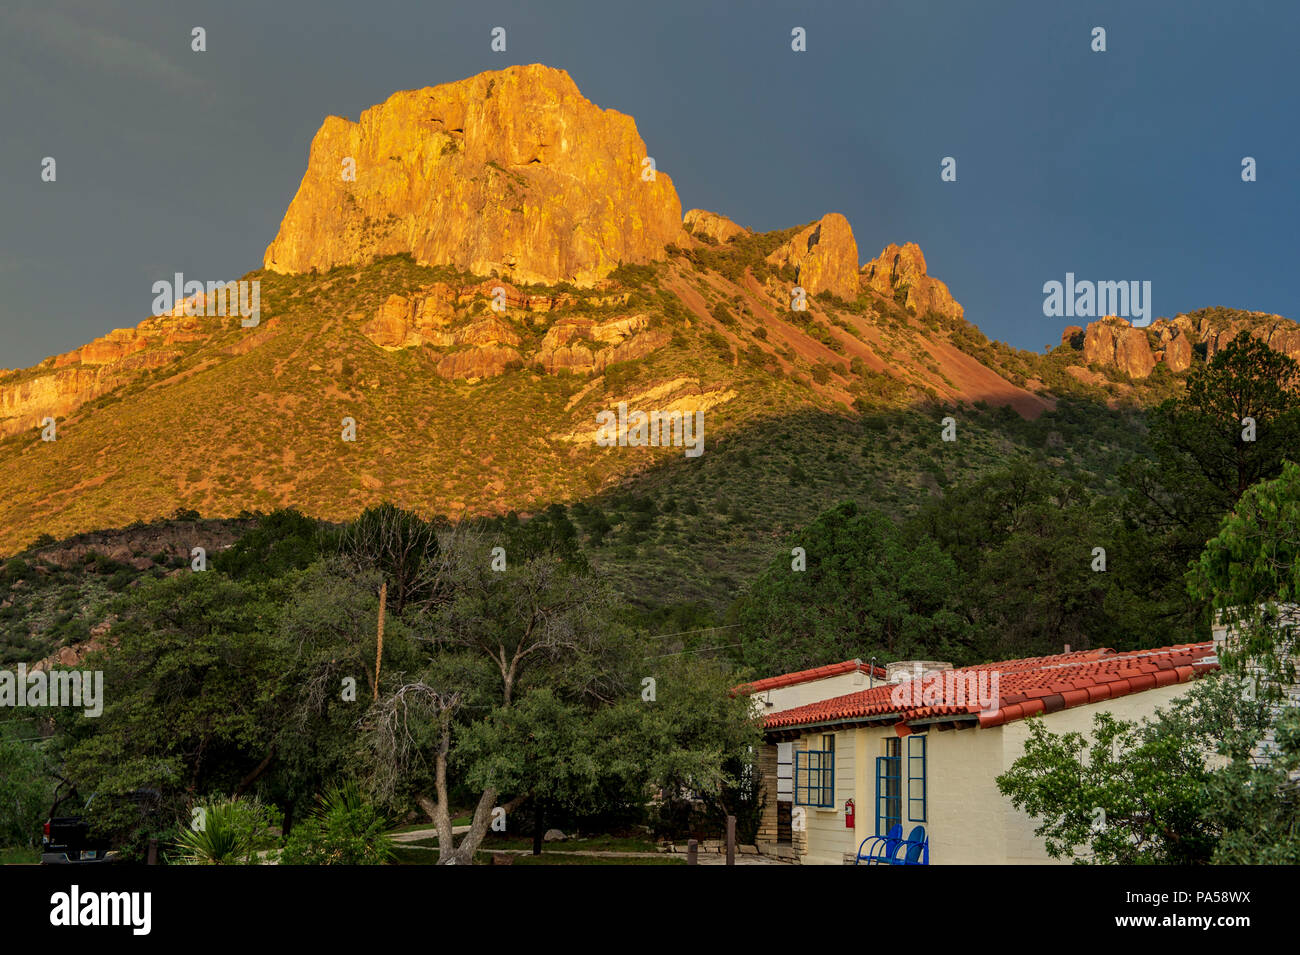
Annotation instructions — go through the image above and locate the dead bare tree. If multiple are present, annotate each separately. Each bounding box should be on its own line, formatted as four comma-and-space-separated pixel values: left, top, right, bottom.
366, 680, 524, 864
357, 531, 623, 863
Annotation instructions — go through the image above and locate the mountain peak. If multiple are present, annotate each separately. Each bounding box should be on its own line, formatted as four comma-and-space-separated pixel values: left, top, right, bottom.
764, 212, 860, 299
263, 64, 684, 285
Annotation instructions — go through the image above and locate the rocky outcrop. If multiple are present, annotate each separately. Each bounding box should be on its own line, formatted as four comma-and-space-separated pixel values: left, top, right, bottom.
435, 344, 524, 381
540, 329, 669, 375
765, 213, 860, 300
362, 287, 667, 377
683, 209, 749, 244
1082, 317, 1156, 379
362, 294, 431, 347
1182, 312, 1300, 363
30, 635, 109, 674
1151, 322, 1193, 373
1065, 309, 1300, 378
264, 64, 684, 286
861, 242, 964, 322
538, 314, 666, 374
0, 313, 209, 438
442, 317, 520, 348
361, 288, 526, 350
555, 376, 737, 443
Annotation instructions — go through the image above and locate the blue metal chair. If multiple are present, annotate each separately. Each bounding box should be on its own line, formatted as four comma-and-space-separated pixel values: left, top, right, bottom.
896, 825, 929, 865
854, 824, 902, 865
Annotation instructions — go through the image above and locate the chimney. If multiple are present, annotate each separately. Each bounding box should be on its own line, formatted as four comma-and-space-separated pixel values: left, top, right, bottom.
885, 660, 953, 684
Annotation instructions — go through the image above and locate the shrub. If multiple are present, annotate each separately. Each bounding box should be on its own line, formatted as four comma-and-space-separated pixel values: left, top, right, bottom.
0, 735, 52, 850
278, 783, 393, 866
171, 797, 277, 865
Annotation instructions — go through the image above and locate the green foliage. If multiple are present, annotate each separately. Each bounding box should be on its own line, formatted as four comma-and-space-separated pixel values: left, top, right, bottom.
458, 689, 645, 833
997, 676, 1284, 864
486, 504, 587, 570
171, 797, 277, 865
213, 508, 333, 582
1116, 333, 1300, 647
0, 731, 53, 849
608, 262, 658, 287
54, 572, 286, 855
278, 782, 393, 865
1189, 459, 1300, 692
710, 302, 737, 326
1206, 708, 1300, 863
909, 463, 1122, 660
341, 503, 443, 614
733, 501, 970, 674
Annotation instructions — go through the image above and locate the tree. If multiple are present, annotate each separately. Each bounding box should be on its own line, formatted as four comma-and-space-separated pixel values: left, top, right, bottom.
1179, 333, 1300, 500
0, 729, 53, 851
909, 463, 1122, 661
456, 689, 630, 855
732, 502, 970, 675
632, 656, 764, 839
52, 573, 288, 856
996, 676, 1273, 864
340, 503, 447, 615
1116, 333, 1300, 645
361, 536, 627, 864
269, 557, 420, 833
212, 508, 333, 581
1189, 459, 1300, 691
1205, 708, 1300, 864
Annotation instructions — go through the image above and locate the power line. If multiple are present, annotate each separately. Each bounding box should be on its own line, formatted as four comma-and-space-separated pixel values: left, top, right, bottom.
644, 643, 743, 659
642, 623, 742, 641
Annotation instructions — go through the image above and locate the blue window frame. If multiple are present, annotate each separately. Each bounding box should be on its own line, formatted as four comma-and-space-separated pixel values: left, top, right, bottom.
876, 739, 901, 836
907, 735, 927, 823
877, 735, 926, 835
794, 742, 835, 807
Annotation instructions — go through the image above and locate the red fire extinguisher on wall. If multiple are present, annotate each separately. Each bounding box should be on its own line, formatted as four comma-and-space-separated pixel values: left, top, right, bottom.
845, 798, 855, 829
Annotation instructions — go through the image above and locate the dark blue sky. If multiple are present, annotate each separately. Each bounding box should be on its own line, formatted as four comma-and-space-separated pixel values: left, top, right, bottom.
2, 0, 1296, 369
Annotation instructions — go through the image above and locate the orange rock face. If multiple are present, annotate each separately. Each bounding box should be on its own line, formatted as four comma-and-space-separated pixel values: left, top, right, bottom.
765, 213, 860, 300
861, 242, 964, 322
435, 345, 524, 381
1070, 310, 1300, 379
683, 209, 749, 244
1082, 317, 1156, 378
0, 313, 207, 438
264, 64, 684, 286
536, 315, 666, 374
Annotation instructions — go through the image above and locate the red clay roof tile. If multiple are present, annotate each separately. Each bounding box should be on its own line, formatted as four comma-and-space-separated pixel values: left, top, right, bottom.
759, 642, 1218, 732
734, 658, 888, 695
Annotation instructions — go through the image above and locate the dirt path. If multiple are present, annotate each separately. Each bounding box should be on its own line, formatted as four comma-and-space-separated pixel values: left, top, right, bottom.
389, 824, 471, 843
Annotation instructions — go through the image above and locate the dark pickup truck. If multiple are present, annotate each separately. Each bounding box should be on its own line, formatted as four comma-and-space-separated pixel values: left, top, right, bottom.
40, 783, 116, 864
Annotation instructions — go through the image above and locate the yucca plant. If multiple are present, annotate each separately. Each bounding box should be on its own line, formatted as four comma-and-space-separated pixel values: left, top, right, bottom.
278, 781, 394, 865
171, 798, 275, 865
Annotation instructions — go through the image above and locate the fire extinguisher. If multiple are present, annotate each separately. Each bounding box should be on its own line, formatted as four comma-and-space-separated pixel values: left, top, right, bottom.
845, 798, 855, 829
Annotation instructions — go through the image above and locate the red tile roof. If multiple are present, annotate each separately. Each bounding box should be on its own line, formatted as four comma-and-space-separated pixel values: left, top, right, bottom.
734, 658, 889, 695
761, 642, 1218, 732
